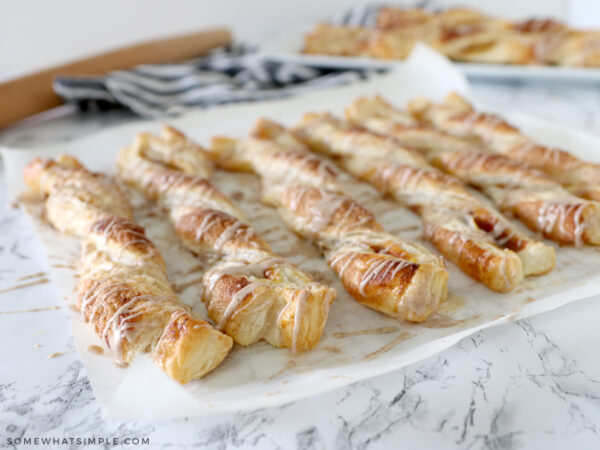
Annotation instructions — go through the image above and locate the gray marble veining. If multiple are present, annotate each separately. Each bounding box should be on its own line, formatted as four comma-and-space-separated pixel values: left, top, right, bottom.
1, 79, 600, 449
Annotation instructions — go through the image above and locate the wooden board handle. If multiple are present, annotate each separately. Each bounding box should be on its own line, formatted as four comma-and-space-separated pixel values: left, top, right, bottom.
0, 27, 232, 129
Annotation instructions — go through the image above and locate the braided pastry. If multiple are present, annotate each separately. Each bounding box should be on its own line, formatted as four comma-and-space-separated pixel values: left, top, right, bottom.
23, 155, 232, 383
209, 120, 448, 322
347, 95, 600, 247
117, 126, 335, 352
292, 112, 556, 291
408, 93, 600, 202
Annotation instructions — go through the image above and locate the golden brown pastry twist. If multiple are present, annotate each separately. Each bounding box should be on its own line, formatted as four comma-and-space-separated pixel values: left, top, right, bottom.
293, 112, 557, 291
117, 126, 335, 352
210, 120, 448, 321
23, 155, 232, 384
347, 95, 600, 247
408, 93, 600, 201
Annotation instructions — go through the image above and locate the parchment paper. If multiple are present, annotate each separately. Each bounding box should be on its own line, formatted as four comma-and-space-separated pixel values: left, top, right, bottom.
3, 45, 600, 419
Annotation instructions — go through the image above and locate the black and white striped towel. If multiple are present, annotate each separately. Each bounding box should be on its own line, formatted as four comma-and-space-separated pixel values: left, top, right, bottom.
54, 44, 370, 118
54, 3, 437, 118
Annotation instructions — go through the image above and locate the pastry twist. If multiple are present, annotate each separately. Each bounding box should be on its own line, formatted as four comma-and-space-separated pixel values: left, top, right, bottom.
293, 112, 556, 291
408, 93, 600, 202
210, 120, 448, 322
117, 126, 335, 352
23, 155, 232, 383
347, 95, 600, 247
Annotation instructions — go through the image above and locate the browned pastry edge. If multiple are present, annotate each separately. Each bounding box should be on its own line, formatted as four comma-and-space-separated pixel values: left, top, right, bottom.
153, 311, 233, 383
423, 220, 523, 293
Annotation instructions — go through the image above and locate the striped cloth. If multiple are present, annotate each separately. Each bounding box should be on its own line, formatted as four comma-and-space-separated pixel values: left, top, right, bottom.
54, 44, 370, 118
53, 3, 437, 118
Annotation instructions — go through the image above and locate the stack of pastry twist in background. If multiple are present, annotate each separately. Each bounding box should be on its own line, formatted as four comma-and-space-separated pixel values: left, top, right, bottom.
117, 126, 336, 353
23, 154, 233, 384
303, 7, 600, 67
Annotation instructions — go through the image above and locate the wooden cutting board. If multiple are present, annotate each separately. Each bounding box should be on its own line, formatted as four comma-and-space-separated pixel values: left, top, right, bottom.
0, 27, 232, 129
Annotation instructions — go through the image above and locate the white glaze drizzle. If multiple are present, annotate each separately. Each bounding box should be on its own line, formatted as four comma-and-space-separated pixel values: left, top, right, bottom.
536, 200, 587, 246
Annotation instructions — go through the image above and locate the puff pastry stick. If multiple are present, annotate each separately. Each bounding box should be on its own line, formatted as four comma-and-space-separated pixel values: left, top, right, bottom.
210, 124, 448, 322
118, 126, 335, 352
409, 93, 600, 202
347, 96, 600, 247
293, 113, 559, 290
23, 155, 232, 384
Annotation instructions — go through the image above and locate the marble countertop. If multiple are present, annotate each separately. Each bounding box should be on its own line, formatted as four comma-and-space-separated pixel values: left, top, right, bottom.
1, 79, 600, 449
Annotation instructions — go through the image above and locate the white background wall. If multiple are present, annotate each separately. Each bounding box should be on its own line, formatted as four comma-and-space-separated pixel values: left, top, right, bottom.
1, 0, 599, 82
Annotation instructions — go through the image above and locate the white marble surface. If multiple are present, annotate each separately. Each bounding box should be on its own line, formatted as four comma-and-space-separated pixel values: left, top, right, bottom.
1, 80, 600, 449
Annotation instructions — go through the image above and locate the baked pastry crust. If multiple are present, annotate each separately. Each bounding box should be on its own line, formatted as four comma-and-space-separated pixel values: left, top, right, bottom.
210, 121, 448, 321
347, 95, 600, 247
293, 112, 558, 290
118, 126, 335, 352
23, 155, 233, 384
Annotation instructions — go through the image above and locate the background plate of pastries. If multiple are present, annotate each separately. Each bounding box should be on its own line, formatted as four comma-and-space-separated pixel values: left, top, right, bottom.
260, 4, 600, 82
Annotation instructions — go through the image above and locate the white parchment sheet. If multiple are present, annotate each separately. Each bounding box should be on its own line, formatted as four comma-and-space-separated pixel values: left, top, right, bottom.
3, 45, 600, 419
